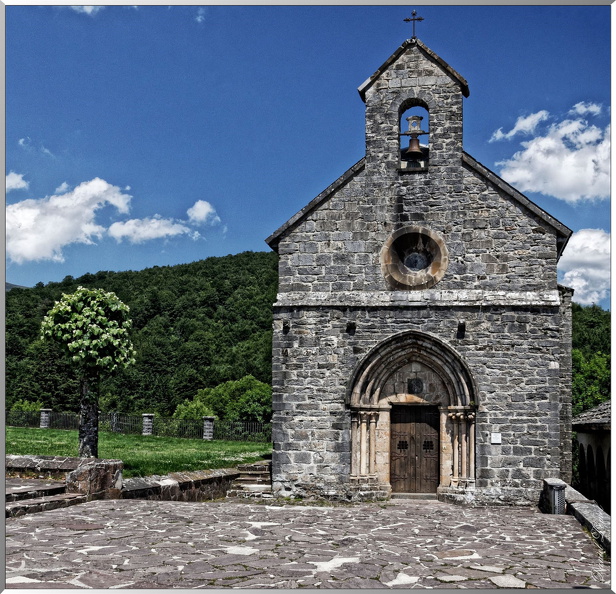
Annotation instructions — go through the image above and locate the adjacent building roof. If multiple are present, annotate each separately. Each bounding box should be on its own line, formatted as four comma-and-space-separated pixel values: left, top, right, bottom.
573, 401, 611, 430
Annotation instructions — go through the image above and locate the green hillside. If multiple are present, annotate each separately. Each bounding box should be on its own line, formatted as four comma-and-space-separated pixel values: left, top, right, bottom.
6, 251, 278, 416
5, 252, 609, 419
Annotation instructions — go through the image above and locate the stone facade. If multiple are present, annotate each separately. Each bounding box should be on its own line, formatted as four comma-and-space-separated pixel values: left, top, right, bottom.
266, 38, 572, 505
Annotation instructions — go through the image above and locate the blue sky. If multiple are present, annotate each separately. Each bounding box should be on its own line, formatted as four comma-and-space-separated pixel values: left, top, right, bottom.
5, 5, 611, 308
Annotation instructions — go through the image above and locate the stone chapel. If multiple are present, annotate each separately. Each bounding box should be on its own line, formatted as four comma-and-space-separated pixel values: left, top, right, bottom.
266, 35, 573, 505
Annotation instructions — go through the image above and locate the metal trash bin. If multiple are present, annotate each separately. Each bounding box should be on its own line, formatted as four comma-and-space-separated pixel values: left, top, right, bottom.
543, 478, 567, 514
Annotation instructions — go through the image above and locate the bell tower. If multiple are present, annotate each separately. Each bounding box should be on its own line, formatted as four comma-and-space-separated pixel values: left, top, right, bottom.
358, 36, 469, 176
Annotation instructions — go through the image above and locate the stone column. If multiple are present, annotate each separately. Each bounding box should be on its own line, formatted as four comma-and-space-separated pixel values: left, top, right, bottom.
439, 408, 449, 487
351, 413, 359, 476
202, 416, 215, 440
368, 412, 378, 475
142, 413, 154, 436
461, 414, 468, 480
468, 413, 475, 480
450, 412, 459, 486
40, 408, 52, 429
359, 412, 368, 476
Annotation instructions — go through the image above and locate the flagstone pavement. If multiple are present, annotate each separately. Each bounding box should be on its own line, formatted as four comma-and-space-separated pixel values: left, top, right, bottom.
5, 498, 611, 589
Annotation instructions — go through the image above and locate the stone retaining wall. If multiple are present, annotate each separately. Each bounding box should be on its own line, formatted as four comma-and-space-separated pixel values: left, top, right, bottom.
6, 455, 240, 503
121, 469, 240, 502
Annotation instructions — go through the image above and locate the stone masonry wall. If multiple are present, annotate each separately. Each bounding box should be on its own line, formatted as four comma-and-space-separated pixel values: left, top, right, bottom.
272, 303, 564, 502
270, 38, 570, 505
277, 164, 559, 297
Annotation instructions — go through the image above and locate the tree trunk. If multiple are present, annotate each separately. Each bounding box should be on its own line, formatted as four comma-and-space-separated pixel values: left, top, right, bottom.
79, 376, 99, 458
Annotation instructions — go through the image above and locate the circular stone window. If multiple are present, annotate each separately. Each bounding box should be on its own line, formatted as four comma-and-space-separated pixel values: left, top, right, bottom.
381, 226, 448, 290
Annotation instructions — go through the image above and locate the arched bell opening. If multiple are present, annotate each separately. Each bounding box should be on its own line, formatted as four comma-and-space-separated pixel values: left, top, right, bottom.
347, 330, 477, 494
399, 101, 430, 170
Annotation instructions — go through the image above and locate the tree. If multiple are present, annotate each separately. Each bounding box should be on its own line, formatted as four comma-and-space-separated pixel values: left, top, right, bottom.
184, 375, 272, 423
41, 287, 136, 457
571, 349, 610, 417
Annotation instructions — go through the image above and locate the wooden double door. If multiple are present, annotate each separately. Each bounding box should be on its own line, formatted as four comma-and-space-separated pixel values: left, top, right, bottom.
390, 405, 439, 493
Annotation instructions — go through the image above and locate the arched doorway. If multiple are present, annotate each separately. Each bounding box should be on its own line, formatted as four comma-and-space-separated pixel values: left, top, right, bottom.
346, 330, 477, 495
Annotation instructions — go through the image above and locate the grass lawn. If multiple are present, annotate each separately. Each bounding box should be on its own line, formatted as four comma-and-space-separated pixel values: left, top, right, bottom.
6, 426, 272, 478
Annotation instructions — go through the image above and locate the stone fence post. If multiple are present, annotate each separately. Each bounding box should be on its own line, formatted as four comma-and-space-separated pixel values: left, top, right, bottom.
40, 408, 52, 429
142, 413, 154, 436
202, 416, 215, 440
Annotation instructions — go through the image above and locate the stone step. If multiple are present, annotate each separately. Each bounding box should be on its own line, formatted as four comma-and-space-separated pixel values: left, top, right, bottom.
233, 474, 271, 483
232, 483, 272, 492
227, 488, 273, 499
390, 492, 438, 500
6, 482, 67, 503
236, 463, 271, 473
6, 492, 88, 518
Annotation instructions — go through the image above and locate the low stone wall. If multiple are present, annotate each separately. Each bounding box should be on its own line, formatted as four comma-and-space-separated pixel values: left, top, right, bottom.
120, 469, 240, 501
66, 459, 123, 500
540, 477, 610, 555
7, 455, 242, 503
6, 455, 123, 501
565, 484, 611, 555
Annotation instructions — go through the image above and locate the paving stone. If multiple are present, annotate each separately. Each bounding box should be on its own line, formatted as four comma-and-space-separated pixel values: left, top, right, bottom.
489, 573, 528, 588
4, 499, 610, 589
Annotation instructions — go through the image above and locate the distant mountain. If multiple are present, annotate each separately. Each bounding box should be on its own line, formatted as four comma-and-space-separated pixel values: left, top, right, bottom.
6, 282, 29, 292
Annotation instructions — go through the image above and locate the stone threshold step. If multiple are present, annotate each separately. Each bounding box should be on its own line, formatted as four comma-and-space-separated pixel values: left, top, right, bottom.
6, 492, 87, 518
390, 493, 438, 500
6, 484, 67, 503
230, 484, 272, 492
227, 490, 273, 498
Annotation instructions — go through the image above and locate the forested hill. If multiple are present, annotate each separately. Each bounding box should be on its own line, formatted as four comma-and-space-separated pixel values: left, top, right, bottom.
6, 251, 610, 418
6, 251, 279, 415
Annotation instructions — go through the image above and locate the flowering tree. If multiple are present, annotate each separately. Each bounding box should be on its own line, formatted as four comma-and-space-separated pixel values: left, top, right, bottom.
41, 287, 136, 457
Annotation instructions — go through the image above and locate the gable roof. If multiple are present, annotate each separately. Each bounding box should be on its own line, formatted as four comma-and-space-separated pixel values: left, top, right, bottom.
358, 37, 470, 101
265, 152, 572, 257
265, 158, 365, 251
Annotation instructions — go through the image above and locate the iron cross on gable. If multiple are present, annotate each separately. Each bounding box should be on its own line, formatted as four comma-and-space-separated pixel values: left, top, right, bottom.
404, 10, 424, 39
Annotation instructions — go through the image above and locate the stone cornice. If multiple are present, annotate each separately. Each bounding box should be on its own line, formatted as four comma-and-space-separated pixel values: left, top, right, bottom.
273, 290, 562, 308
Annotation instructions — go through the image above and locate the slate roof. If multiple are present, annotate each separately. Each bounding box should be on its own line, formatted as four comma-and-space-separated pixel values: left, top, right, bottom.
573, 401, 611, 429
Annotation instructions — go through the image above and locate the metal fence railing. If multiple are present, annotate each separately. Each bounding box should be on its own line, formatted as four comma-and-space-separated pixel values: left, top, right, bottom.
6, 408, 271, 443
5, 409, 39, 428
214, 420, 272, 443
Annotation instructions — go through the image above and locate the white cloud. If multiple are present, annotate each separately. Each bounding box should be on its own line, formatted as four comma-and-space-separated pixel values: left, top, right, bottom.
494, 106, 609, 203
489, 110, 549, 142
569, 102, 602, 117
17, 136, 55, 158
6, 172, 29, 192
558, 228, 610, 305
195, 7, 206, 23
6, 178, 132, 264
187, 200, 221, 225
68, 6, 105, 16
55, 182, 71, 194
108, 215, 197, 244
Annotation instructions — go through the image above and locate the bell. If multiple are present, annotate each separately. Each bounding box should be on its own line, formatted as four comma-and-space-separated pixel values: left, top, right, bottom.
406, 136, 423, 158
